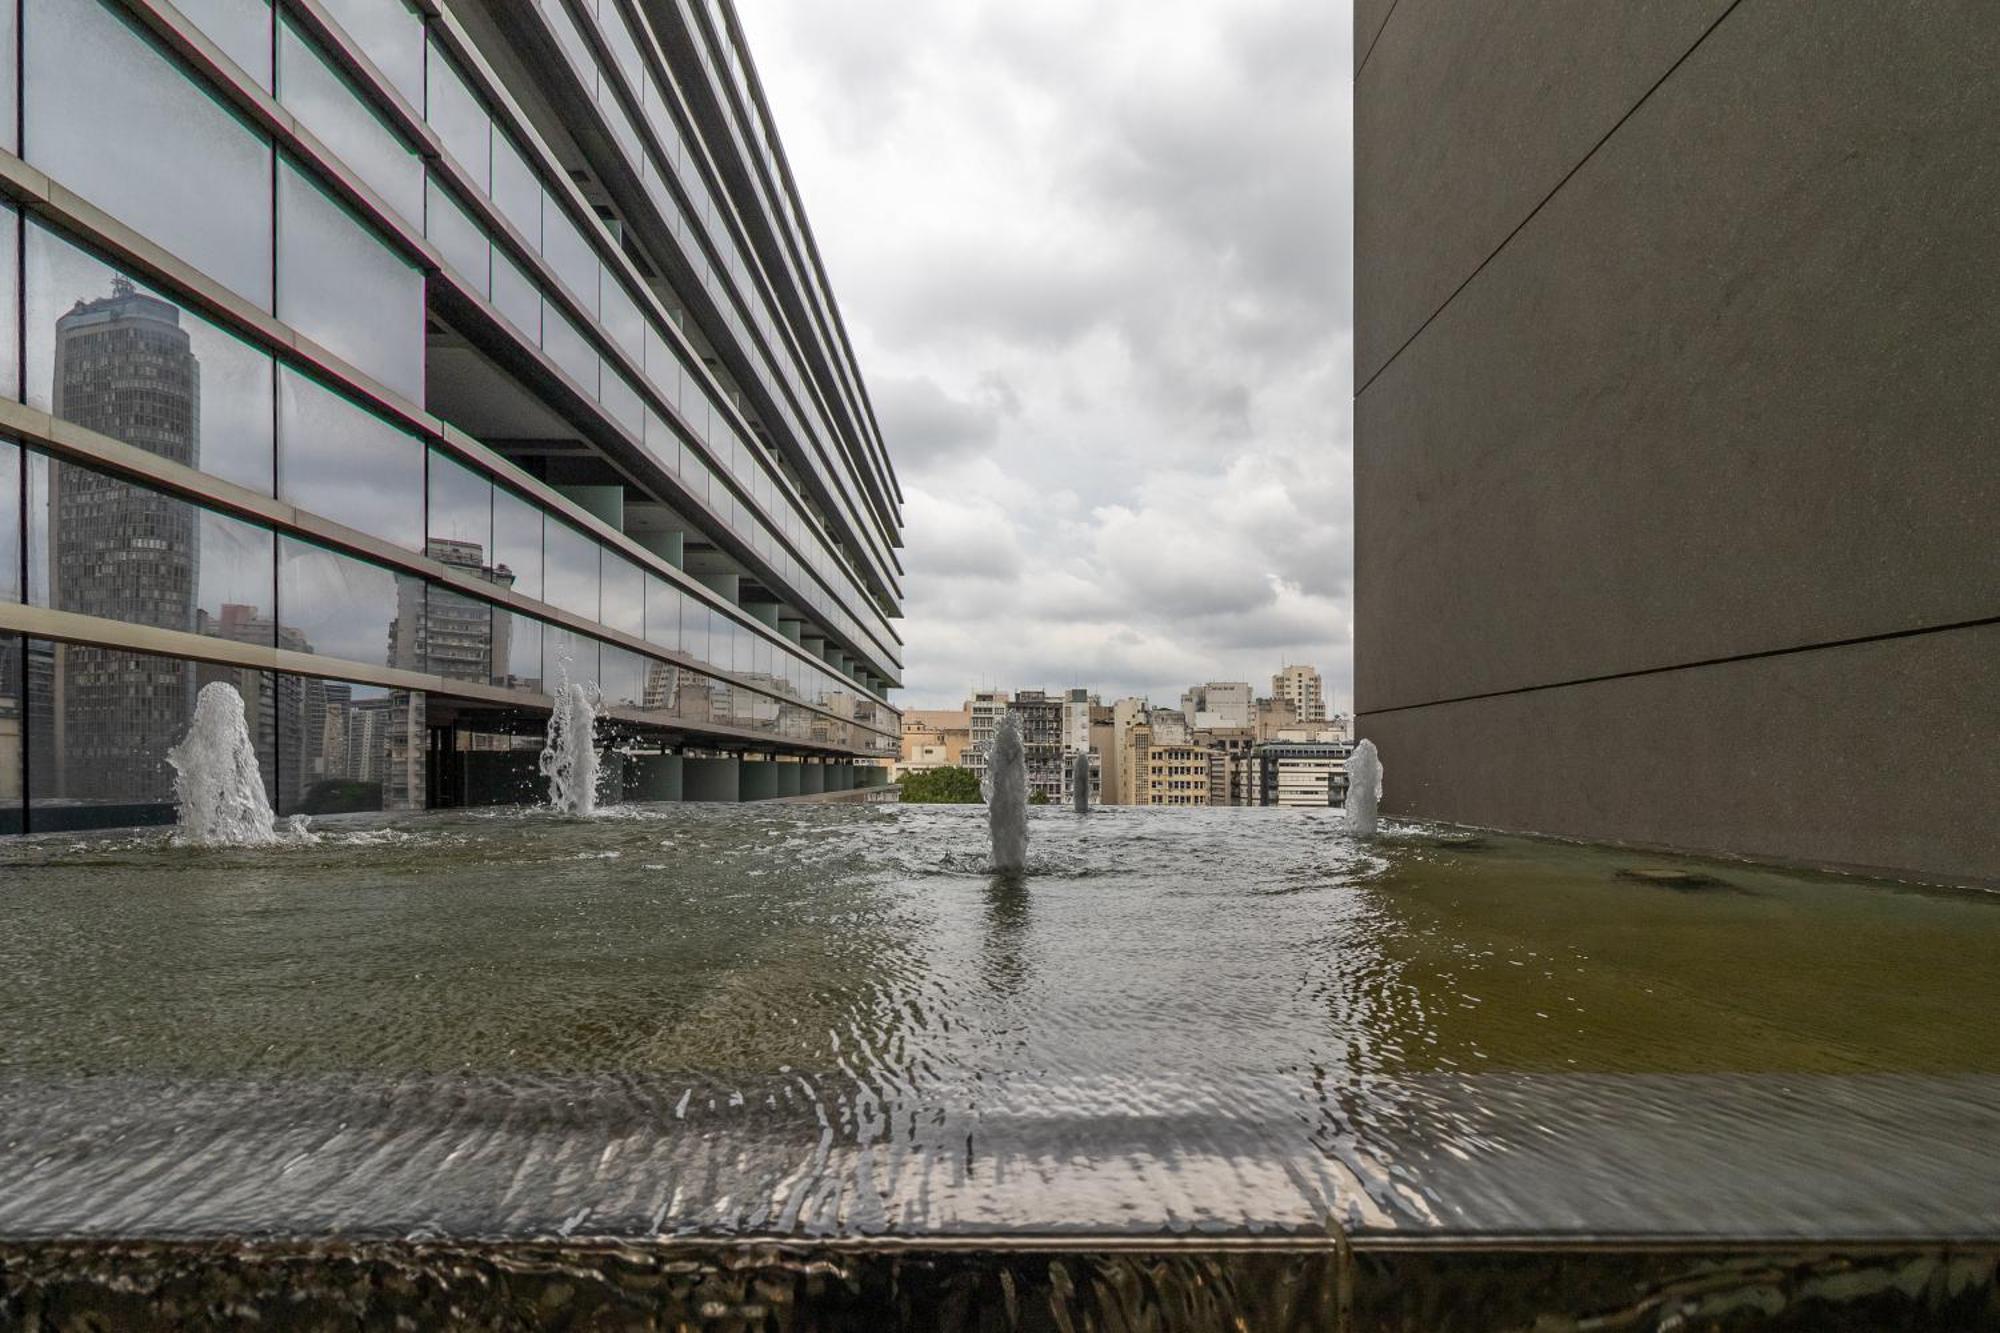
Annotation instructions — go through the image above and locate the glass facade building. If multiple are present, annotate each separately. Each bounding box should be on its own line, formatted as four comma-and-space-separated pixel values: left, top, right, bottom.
0, 0, 903, 831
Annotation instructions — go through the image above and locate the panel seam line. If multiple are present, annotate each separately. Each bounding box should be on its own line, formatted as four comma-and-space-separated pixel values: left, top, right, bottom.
1357, 613, 2000, 717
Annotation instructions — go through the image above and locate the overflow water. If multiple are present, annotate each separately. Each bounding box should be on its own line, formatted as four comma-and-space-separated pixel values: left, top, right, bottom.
1, 805, 1997, 1326
987, 714, 1029, 872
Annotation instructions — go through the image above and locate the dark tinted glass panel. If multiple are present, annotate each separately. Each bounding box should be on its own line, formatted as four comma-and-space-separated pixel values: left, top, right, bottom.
178, 0, 273, 89
24, 0, 273, 309
542, 520, 598, 620
426, 179, 489, 294
26, 223, 276, 495
0, 444, 18, 603
276, 675, 418, 814
317, 0, 422, 107
600, 552, 644, 638
278, 368, 423, 549
599, 642, 645, 709
493, 607, 541, 690
277, 160, 424, 402
27, 640, 275, 830
490, 485, 542, 601
278, 20, 421, 223
278, 535, 418, 668
425, 44, 489, 190
26, 453, 274, 641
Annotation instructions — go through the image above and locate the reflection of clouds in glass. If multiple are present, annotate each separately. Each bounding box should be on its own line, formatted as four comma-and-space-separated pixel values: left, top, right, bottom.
198, 512, 275, 627
542, 520, 599, 620
491, 487, 544, 600
26, 224, 275, 494
24, 0, 274, 309
428, 449, 492, 550
276, 162, 423, 403
278, 367, 422, 550
0, 445, 19, 603
278, 536, 405, 665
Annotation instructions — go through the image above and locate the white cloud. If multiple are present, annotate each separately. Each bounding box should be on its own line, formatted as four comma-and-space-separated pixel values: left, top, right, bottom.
739, 0, 1354, 709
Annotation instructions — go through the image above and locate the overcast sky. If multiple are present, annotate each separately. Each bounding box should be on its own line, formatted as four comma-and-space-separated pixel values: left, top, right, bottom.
737, 1, 1354, 712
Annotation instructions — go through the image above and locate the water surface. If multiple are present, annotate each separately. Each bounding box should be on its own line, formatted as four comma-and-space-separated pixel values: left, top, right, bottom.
1, 804, 1994, 1242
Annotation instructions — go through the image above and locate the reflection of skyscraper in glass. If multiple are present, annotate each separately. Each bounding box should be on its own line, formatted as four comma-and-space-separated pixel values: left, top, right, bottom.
47, 279, 202, 799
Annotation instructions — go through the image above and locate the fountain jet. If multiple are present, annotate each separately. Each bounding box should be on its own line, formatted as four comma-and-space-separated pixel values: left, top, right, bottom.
540, 668, 603, 816
988, 714, 1029, 873
168, 681, 282, 846
1072, 750, 1091, 814
1345, 738, 1383, 838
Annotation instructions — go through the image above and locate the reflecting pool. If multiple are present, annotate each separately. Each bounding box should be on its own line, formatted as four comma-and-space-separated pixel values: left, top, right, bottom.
1, 803, 1994, 1250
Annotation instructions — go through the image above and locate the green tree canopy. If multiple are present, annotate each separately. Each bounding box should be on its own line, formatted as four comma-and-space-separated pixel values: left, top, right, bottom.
899, 765, 982, 804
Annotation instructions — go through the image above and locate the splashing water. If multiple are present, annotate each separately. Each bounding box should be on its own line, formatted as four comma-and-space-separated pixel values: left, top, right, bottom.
1073, 750, 1091, 815
167, 682, 284, 847
539, 668, 603, 817
988, 714, 1029, 873
1345, 738, 1383, 837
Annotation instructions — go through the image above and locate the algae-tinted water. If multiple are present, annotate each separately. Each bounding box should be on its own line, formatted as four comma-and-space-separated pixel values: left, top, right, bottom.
0, 804, 1994, 1242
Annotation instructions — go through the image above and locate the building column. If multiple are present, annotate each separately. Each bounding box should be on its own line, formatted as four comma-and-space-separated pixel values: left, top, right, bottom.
683, 755, 741, 802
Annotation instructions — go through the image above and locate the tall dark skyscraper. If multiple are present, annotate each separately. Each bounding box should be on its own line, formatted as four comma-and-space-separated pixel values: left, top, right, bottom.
46, 280, 203, 801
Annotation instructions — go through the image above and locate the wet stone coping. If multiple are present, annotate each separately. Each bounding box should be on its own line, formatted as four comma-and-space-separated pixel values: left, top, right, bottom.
2, 1236, 1995, 1331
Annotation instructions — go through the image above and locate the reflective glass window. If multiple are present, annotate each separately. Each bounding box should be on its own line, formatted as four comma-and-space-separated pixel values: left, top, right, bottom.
426, 447, 491, 560
276, 675, 411, 815
24, 0, 274, 309
490, 134, 542, 249
542, 0, 597, 96
423, 583, 492, 682
426, 178, 489, 294
0, 443, 20, 603
643, 574, 679, 652
682, 601, 708, 668
542, 304, 599, 396
544, 623, 598, 687
602, 369, 643, 439
277, 534, 420, 668
642, 325, 680, 410
277, 159, 424, 403
542, 519, 599, 620
600, 278, 643, 366
278, 19, 422, 224
600, 642, 645, 709
25, 224, 274, 494
493, 606, 542, 690
317, 0, 423, 108
0, 209, 16, 402
491, 485, 542, 601
601, 552, 644, 639
424, 43, 489, 191
541, 207, 599, 315
278, 367, 423, 550
27, 452, 274, 641
642, 406, 682, 477
28, 640, 275, 830
0, 3, 15, 153
490, 249, 541, 340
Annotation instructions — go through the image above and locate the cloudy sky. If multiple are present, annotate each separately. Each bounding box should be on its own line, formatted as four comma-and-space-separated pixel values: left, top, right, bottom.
737, 0, 1354, 711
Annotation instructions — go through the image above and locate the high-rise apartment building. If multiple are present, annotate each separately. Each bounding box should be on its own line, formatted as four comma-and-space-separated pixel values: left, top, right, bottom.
1354, 4, 1994, 883
0, 0, 902, 830
1180, 681, 1252, 731
1271, 665, 1325, 725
